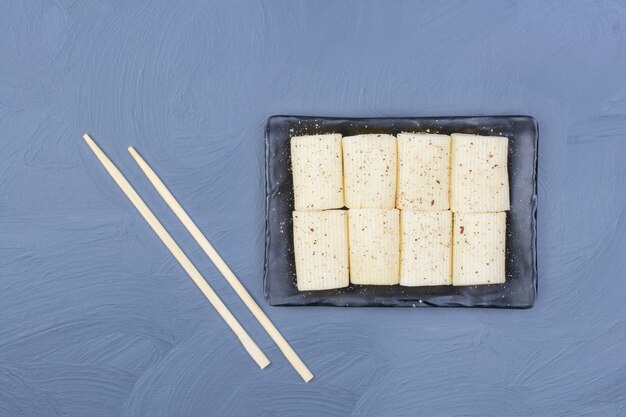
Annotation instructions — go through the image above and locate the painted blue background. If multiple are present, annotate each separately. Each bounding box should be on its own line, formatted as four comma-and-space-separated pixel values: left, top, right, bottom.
1, 1, 625, 416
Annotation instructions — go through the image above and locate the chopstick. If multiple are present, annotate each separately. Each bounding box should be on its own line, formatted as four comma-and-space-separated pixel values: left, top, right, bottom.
128, 146, 314, 383
82, 134, 270, 369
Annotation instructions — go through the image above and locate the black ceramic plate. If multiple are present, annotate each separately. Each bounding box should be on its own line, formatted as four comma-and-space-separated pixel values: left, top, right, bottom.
264, 115, 538, 308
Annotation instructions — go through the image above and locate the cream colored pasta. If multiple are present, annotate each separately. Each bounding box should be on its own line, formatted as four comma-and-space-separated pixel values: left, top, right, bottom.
450, 133, 509, 213
452, 212, 506, 286
400, 210, 452, 286
343, 134, 397, 209
291, 134, 344, 211
348, 208, 399, 285
397, 133, 450, 211
292, 210, 349, 291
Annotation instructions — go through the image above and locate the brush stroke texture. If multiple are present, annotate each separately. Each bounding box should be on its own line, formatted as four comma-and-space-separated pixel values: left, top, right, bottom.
1, 0, 626, 416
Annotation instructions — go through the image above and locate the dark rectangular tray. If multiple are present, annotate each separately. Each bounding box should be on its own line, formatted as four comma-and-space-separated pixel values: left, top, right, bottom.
264, 115, 538, 308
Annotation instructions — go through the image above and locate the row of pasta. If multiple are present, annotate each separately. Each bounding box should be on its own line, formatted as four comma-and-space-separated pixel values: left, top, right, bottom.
293, 209, 505, 290
290, 132, 510, 213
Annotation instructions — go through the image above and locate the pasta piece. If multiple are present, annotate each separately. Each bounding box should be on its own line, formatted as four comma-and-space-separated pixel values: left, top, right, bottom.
397, 133, 450, 211
343, 134, 397, 208
450, 133, 509, 213
291, 134, 344, 211
400, 210, 452, 286
292, 210, 349, 291
348, 209, 399, 285
452, 212, 506, 286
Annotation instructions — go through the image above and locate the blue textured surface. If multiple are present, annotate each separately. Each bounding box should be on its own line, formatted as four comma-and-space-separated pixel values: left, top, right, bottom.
1, 1, 626, 416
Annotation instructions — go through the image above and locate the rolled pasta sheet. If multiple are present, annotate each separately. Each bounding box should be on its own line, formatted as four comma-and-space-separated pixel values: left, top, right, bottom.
450, 133, 509, 213
400, 210, 452, 286
452, 212, 506, 286
343, 134, 397, 208
291, 134, 344, 211
397, 133, 450, 211
293, 210, 350, 291
348, 208, 400, 285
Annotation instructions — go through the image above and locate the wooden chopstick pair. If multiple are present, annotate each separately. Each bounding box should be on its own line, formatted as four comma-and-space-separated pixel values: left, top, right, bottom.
83, 134, 313, 382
